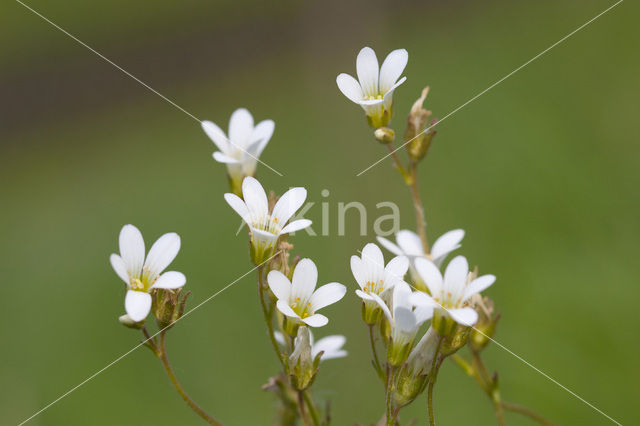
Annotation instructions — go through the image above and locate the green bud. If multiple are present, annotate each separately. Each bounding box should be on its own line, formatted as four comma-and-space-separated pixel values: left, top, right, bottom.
286, 327, 319, 390
404, 87, 437, 162
152, 288, 190, 330
440, 324, 470, 356
393, 366, 428, 408
469, 296, 500, 352
374, 127, 395, 144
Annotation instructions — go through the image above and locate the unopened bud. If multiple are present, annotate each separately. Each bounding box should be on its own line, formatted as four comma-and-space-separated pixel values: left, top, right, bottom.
393, 367, 428, 408
286, 327, 320, 390
152, 288, 190, 330
469, 296, 500, 352
374, 127, 395, 144
440, 323, 470, 356
405, 87, 437, 162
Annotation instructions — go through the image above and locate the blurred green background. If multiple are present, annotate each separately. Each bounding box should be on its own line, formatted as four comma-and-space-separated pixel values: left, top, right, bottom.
2, 0, 638, 424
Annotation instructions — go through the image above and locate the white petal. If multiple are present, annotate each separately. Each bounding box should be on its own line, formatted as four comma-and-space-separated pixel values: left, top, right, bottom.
274, 331, 286, 346
301, 314, 328, 327
376, 236, 403, 256
201, 120, 229, 154
228, 108, 254, 146
124, 290, 152, 322
431, 229, 465, 264
281, 219, 312, 234
444, 256, 469, 296
350, 256, 367, 290
414, 258, 443, 296
385, 256, 409, 281
110, 254, 129, 284
410, 291, 438, 309
241, 176, 268, 217
394, 307, 417, 334
392, 281, 413, 311
276, 299, 300, 319
396, 230, 424, 257
463, 275, 496, 301
213, 152, 240, 164
313, 335, 346, 359
224, 193, 250, 223
144, 232, 181, 276
369, 292, 392, 323
151, 271, 186, 289
119, 224, 145, 279
336, 73, 363, 103
413, 304, 434, 325
382, 76, 407, 110
361, 243, 384, 268
291, 258, 318, 300
272, 187, 307, 225
267, 270, 291, 301
448, 307, 478, 326
251, 119, 275, 157
379, 48, 408, 92
356, 47, 379, 96
310, 283, 346, 311
355, 289, 375, 301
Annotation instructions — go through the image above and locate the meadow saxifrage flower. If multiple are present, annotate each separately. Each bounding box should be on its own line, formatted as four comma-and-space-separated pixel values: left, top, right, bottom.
336, 46, 408, 128
110, 225, 186, 322
202, 108, 275, 195
224, 176, 312, 264
268, 258, 346, 330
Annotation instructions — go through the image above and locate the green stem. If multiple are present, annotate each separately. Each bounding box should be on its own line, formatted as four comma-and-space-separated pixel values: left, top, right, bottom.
408, 162, 429, 253
501, 401, 555, 426
157, 332, 222, 425
427, 336, 443, 426
385, 364, 397, 426
369, 324, 385, 380
257, 266, 284, 367
302, 389, 321, 426
386, 143, 411, 183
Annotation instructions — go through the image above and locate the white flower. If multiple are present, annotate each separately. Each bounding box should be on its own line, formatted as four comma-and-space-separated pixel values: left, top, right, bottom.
377, 229, 464, 291
336, 46, 408, 128
412, 256, 496, 327
350, 243, 409, 301
370, 281, 433, 365
268, 258, 346, 327
224, 176, 312, 264
202, 108, 274, 193
110, 225, 186, 322
275, 331, 347, 362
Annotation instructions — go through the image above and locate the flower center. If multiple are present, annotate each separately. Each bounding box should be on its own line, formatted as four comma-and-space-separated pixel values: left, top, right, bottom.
363, 94, 383, 101
364, 279, 384, 295
251, 214, 283, 235
291, 296, 313, 318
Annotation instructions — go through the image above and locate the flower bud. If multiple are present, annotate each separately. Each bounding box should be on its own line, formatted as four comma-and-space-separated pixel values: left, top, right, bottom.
439, 323, 470, 356
374, 127, 395, 145
286, 327, 321, 390
469, 295, 500, 352
405, 87, 437, 162
119, 314, 145, 329
393, 366, 428, 408
152, 288, 190, 330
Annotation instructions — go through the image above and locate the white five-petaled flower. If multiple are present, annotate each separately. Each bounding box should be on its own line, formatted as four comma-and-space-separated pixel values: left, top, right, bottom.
224, 176, 312, 264
350, 243, 409, 302
275, 331, 347, 362
370, 281, 433, 364
268, 258, 346, 328
412, 256, 496, 327
377, 229, 464, 291
202, 108, 275, 193
110, 225, 186, 322
336, 46, 408, 128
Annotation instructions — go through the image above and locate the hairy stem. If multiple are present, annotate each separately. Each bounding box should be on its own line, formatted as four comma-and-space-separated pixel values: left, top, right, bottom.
385, 364, 397, 426
408, 162, 429, 253
427, 336, 443, 426
257, 265, 284, 367
157, 332, 221, 425
302, 389, 321, 426
386, 143, 411, 182
501, 401, 555, 425
369, 324, 385, 380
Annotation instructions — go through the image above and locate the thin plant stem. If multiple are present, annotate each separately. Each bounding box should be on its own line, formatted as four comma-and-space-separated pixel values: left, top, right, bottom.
302, 389, 321, 426
502, 401, 555, 426
156, 332, 222, 425
427, 336, 444, 426
297, 390, 311, 426
408, 162, 429, 253
385, 143, 410, 182
257, 265, 285, 367
471, 351, 505, 426
385, 364, 397, 426
369, 324, 384, 380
